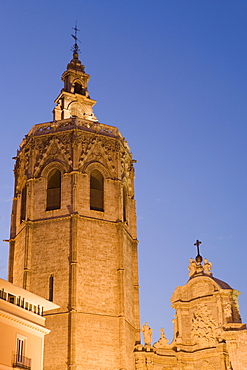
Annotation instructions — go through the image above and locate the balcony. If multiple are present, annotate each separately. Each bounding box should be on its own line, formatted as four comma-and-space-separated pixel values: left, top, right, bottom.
13, 354, 31, 370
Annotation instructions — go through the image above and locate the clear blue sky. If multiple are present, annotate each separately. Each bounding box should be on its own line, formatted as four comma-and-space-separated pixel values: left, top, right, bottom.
0, 0, 247, 342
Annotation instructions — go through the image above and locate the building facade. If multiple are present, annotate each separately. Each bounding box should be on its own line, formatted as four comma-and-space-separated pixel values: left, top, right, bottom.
0, 278, 58, 370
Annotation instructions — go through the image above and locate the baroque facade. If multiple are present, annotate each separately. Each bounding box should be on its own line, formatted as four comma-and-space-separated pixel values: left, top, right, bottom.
135, 253, 247, 370
7, 42, 247, 369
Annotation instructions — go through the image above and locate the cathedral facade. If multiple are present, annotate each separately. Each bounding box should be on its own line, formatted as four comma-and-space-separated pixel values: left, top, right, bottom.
135, 254, 247, 370
7, 44, 247, 370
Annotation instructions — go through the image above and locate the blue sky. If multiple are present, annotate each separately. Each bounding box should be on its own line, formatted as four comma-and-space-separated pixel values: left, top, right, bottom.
0, 0, 247, 342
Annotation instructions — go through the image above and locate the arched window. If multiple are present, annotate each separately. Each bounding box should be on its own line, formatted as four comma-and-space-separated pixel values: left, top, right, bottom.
46, 169, 61, 211
123, 186, 127, 222
49, 274, 54, 302
90, 170, 104, 211
20, 185, 27, 223
74, 82, 85, 95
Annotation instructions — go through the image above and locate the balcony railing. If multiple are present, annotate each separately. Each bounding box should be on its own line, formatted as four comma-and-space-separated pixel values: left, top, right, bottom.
0, 289, 44, 316
13, 354, 31, 370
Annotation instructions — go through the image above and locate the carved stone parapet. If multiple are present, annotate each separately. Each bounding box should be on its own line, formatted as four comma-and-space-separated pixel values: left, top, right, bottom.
28, 118, 121, 139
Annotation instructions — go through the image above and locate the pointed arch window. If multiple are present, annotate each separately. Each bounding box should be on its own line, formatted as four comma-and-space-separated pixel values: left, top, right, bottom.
90, 170, 104, 211
46, 169, 61, 211
20, 185, 27, 223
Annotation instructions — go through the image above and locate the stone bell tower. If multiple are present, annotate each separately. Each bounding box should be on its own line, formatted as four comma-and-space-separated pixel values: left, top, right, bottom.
8, 35, 140, 370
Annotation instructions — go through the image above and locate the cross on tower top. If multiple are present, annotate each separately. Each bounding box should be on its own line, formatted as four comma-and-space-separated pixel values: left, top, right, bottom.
71, 21, 81, 56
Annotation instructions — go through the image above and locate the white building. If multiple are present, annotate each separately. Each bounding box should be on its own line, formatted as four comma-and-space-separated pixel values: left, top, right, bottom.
0, 278, 58, 370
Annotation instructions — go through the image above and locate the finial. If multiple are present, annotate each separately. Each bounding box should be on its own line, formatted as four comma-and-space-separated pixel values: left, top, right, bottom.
71, 21, 81, 58
194, 239, 202, 263
188, 240, 213, 278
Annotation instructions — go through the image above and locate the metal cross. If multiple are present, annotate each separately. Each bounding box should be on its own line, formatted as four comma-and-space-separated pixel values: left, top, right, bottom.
71, 21, 81, 54
194, 239, 202, 256
72, 22, 80, 42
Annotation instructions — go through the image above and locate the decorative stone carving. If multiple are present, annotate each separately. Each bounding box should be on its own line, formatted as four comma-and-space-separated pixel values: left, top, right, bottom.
33, 136, 72, 177
69, 101, 88, 117
203, 259, 212, 276
78, 137, 99, 163
154, 328, 169, 348
101, 139, 117, 170
146, 357, 154, 369
188, 258, 197, 277
231, 294, 242, 323
135, 356, 146, 369
15, 150, 30, 191
78, 135, 96, 164
58, 132, 75, 152
188, 256, 213, 278
142, 323, 153, 345
78, 136, 122, 179
191, 304, 218, 347
87, 151, 104, 163
224, 302, 233, 322
120, 148, 133, 177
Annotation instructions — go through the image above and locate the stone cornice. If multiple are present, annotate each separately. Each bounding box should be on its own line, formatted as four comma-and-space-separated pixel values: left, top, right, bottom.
0, 308, 49, 335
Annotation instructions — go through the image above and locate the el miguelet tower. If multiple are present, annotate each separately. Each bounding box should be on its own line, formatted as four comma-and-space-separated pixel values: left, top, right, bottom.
8, 29, 140, 370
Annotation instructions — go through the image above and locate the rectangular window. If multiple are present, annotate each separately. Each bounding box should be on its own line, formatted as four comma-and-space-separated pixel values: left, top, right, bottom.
14, 336, 31, 370
20, 186, 27, 223
49, 275, 54, 302
17, 337, 25, 363
8, 293, 15, 304
0, 289, 7, 300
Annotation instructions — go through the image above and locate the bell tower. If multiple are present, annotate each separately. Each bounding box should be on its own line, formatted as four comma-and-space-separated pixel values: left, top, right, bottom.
53, 45, 97, 121
8, 35, 140, 370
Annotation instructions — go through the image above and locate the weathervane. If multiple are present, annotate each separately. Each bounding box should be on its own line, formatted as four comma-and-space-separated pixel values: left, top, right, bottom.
71, 21, 81, 55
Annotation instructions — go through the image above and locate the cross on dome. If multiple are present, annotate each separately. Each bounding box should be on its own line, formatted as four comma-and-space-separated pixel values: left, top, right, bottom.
194, 239, 202, 256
